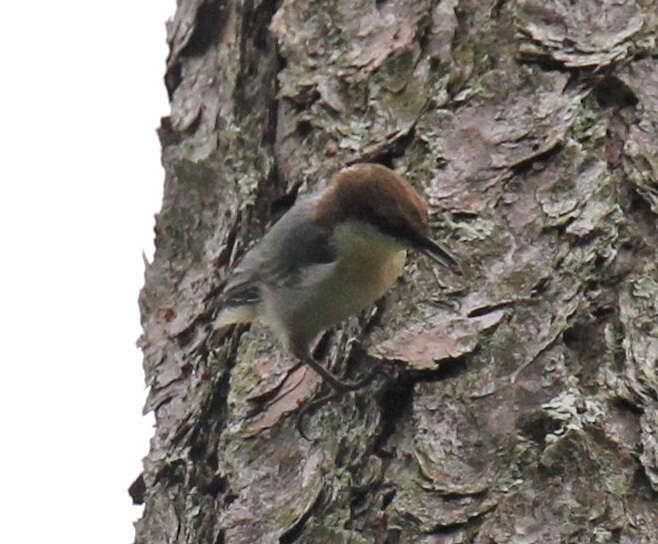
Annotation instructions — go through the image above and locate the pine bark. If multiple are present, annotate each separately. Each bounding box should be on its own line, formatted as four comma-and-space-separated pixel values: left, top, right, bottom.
133, 1, 658, 542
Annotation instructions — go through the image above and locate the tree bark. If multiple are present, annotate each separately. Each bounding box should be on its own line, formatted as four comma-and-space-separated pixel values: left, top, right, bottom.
133, 1, 658, 542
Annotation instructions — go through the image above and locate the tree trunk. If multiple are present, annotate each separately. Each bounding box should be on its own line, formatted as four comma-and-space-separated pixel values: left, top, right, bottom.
133, 1, 658, 542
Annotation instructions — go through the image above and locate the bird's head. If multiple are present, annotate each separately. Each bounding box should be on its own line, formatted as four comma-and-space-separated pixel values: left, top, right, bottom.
322, 163, 461, 274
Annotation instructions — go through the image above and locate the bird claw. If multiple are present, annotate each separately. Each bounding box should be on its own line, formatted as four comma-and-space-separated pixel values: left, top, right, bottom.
296, 391, 340, 441
295, 367, 391, 440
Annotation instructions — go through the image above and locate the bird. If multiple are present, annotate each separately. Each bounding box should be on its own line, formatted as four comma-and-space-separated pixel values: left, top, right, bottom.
214, 163, 461, 433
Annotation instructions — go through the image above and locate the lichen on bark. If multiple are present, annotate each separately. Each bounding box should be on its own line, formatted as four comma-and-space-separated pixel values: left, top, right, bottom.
135, 1, 658, 542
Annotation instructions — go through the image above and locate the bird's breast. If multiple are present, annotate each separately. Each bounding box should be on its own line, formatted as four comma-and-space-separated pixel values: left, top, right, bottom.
258, 220, 407, 354
298, 221, 406, 326
331, 222, 407, 305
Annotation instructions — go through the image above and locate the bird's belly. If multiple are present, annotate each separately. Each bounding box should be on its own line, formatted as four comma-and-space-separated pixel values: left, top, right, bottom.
262, 248, 406, 353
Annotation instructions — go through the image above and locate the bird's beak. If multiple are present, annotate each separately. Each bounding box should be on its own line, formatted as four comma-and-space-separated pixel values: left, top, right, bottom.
415, 235, 462, 275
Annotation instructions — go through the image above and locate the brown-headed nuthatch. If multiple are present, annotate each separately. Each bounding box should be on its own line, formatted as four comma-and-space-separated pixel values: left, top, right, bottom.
215, 163, 461, 432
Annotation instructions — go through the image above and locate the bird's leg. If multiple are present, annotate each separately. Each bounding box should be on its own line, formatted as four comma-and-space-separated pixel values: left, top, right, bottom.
296, 353, 389, 439
302, 355, 379, 392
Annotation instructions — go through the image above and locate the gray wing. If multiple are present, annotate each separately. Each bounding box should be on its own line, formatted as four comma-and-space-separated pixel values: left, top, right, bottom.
219, 199, 336, 309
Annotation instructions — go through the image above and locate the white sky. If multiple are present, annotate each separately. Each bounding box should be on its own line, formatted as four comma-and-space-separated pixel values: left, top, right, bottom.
2, 2, 175, 542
